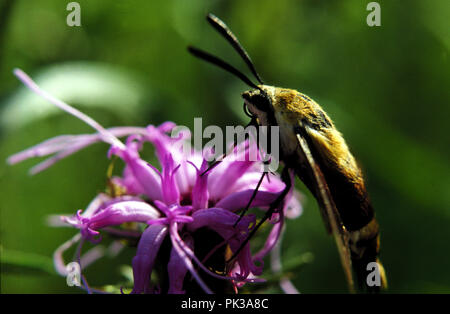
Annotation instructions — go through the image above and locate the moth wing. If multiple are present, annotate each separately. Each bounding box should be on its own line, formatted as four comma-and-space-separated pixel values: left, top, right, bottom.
295, 131, 355, 292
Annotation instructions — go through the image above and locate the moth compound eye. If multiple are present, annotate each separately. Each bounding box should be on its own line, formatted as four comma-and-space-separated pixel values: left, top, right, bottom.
251, 93, 271, 112
243, 102, 254, 118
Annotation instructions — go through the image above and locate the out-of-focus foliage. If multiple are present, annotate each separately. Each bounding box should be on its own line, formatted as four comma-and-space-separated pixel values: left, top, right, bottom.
0, 0, 449, 293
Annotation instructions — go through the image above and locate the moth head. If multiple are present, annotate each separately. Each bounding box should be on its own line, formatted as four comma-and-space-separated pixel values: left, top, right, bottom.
242, 85, 276, 126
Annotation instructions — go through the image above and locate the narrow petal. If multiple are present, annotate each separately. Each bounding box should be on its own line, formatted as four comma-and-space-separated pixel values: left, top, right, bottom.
269, 225, 300, 294
169, 223, 213, 294
189, 208, 262, 278
80, 193, 112, 217
215, 189, 280, 212
13, 69, 124, 149
161, 154, 180, 205
88, 201, 160, 230
29, 139, 99, 174
231, 171, 285, 194
8, 134, 91, 164
131, 225, 168, 294
208, 160, 255, 200
63, 201, 160, 242
146, 124, 200, 195
167, 236, 193, 294
53, 233, 82, 276
189, 208, 253, 236
8, 127, 149, 174
190, 159, 209, 210
253, 211, 285, 261
111, 143, 163, 201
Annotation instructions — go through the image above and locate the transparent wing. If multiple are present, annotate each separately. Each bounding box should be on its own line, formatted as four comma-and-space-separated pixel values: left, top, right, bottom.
295, 132, 355, 292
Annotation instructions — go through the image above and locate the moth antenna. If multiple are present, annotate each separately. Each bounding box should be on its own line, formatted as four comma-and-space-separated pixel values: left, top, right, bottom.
200, 118, 257, 177
188, 46, 259, 89
200, 159, 221, 177
200, 137, 237, 177
207, 13, 264, 85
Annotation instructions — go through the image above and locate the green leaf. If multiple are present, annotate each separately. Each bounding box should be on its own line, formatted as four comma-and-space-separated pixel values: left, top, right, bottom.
1, 246, 55, 275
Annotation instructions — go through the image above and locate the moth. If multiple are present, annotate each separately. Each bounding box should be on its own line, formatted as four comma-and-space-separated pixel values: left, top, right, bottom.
188, 14, 387, 292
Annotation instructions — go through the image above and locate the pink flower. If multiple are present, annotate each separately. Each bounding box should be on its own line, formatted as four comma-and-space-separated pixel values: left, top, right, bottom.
8, 69, 303, 294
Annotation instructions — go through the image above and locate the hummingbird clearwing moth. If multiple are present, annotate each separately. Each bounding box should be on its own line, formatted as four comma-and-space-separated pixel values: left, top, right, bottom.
188, 13, 387, 293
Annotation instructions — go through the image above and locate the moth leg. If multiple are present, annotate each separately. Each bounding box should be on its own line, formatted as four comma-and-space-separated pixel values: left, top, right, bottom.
233, 116, 280, 227
227, 166, 291, 263
233, 117, 268, 226
233, 170, 267, 227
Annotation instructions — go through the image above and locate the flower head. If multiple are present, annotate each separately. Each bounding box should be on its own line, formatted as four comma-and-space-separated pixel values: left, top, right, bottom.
8, 69, 303, 294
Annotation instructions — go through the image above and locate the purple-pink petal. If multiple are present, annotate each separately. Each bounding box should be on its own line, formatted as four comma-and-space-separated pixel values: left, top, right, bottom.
188, 208, 262, 277
111, 144, 163, 201
230, 172, 286, 194
87, 201, 160, 230
161, 154, 180, 205
14, 69, 124, 149
208, 160, 255, 201
64, 201, 160, 242
131, 225, 168, 294
9, 69, 304, 294
254, 211, 285, 261
167, 236, 193, 294
215, 189, 280, 212
169, 223, 213, 294
190, 159, 209, 210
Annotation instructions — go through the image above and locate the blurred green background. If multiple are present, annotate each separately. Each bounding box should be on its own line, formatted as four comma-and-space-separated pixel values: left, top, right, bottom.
0, 0, 449, 293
